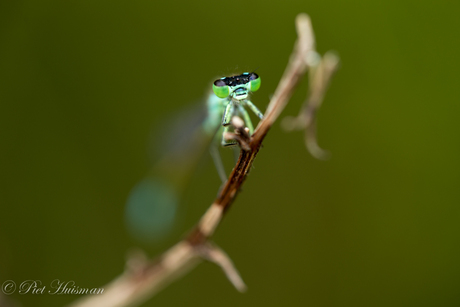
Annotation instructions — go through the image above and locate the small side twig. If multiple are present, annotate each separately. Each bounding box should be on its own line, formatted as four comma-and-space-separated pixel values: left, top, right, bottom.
282, 51, 340, 159
198, 243, 247, 292
68, 13, 339, 307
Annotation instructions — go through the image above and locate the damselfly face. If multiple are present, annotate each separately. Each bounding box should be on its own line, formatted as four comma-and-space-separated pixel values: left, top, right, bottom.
212, 72, 261, 100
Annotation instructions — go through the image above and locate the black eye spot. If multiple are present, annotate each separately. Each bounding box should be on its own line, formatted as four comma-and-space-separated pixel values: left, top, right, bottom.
214, 79, 226, 87
249, 73, 259, 80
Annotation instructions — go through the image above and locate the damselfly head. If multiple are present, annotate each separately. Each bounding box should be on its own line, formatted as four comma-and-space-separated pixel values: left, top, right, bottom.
212, 72, 261, 100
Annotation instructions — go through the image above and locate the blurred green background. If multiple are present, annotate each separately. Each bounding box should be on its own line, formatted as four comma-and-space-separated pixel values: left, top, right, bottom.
1, 0, 459, 306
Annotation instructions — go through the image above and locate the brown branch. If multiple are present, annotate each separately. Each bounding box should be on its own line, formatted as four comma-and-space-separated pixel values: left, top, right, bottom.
68, 13, 338, 307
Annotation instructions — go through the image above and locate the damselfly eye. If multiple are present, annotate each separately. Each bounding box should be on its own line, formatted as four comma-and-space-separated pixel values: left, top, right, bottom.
249, 73, 261, 92
213, 79, 226, 87
213, 79, 230, 98
249, 73, 259, 81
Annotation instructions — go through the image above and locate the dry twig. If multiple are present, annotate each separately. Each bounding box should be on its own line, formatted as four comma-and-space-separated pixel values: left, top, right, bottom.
282, 51, 340, 159
68, 13, 339, 307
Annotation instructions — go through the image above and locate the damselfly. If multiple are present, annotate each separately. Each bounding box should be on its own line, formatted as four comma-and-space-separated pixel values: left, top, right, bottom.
125, 72, 263, 243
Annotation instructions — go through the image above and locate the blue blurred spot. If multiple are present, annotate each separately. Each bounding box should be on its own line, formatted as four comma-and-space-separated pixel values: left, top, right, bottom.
125, 178, 178, 243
